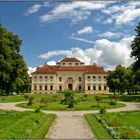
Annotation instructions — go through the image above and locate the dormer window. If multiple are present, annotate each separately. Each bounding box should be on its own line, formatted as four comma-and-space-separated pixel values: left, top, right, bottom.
75, 63, 78, 66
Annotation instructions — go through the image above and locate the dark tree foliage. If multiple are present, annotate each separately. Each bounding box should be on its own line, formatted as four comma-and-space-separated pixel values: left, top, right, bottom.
107, 64, 140, 95
131, 22, 140, 71
0, 23, 30, 95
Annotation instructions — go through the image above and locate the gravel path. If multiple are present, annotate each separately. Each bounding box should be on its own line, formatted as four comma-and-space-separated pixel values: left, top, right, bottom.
0, 101, 140, 139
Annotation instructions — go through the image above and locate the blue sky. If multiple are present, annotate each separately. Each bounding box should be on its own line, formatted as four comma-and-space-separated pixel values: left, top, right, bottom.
0, 1, 140, 73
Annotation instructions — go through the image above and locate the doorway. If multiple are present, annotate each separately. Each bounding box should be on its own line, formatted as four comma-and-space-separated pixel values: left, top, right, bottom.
68, 84, 73, 90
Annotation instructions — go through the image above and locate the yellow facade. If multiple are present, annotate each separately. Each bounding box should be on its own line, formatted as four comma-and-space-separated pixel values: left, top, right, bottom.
31, 58, 109, 94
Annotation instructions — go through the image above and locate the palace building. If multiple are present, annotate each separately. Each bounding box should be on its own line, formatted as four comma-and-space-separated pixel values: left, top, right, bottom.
31, 57, 109, 94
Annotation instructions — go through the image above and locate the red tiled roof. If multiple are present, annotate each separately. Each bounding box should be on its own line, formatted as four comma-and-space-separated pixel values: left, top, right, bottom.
32, 64, 106, 74
60, 57, 81, 62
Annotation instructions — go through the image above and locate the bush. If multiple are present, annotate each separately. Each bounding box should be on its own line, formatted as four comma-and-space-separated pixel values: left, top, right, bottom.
110, 101, 116, 105
24, 94, 29, 100
98, 118, 106, 124
34, 106, 41, 113
63, 90, 75, 108
120, 129, 140, 139
84, 94, 88, 98
99, 106, 106, 114
40, 98, 48, 105
110, 130, 118, 138
95, 96, 102, 107
27, 95, 34, 106
109, 119, 122, 127
107, 127, 114, 133
52, 94, 59, 102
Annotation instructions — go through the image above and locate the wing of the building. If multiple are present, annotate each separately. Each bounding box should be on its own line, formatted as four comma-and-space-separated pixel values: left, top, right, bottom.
31, 57, 109, 94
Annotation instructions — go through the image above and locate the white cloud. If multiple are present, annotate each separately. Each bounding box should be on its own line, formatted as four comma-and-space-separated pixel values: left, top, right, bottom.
39, 36, 134, 70
115, 9, 140, 25
102, 2, 140, 25
28, 67, 36, 76
39, 50, 72, 59
47, 61, 56, 65
39, 1, 110, 24
25, 4, 42, 15
99, 32, 116, 38
70, 36, 94, 44
77, 26, 93, 35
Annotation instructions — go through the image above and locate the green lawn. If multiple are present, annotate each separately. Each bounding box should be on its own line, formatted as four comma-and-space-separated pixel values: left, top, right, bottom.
0, 109, 56, 139
85, 111, 140, 139
84, 114, 112, 139
0, 95, 26, 102
119, 95, 140, 102
14, 93, 125, 111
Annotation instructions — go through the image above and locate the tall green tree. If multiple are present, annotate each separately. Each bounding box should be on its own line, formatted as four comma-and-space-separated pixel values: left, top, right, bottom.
0, 23, 29, 95
131, 22, 140, 71
130, 22, 140, 93
107, 65, 128, 94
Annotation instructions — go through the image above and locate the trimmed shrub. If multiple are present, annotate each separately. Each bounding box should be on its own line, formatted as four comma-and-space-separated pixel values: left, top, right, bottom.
34, 106, 41, 113
95, 96, 102, 107
84, 94, 88, 98
99, 106, 107, 114
27, 95, 34, 106
110, 101, 116, 105
40, 98, 48, 105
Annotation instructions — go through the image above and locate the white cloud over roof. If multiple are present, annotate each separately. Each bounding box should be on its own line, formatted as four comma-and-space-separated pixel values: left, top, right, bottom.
39, 36, 135, 70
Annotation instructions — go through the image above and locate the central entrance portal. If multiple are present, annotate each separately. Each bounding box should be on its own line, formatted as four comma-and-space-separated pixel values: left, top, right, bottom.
68, 84, 73, 90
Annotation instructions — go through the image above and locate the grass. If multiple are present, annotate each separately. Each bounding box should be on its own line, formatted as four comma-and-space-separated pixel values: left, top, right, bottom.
84, 114, 112, 139
119, 95, 140, 102
0, 95, 25, 102
0, 109, 56, 139
15, 93, 125, 111
85, 111, 140, 139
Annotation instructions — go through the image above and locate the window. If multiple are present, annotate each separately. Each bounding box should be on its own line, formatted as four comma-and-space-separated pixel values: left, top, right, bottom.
69, 63, 72, 66
50, 85, 53, 90
39, 86, 42, 90
50, 76, 53, 81
59, 77, 62, 82
79, 86, 81, 90
93, 86, 96, 90
98, 76, 101, 81
39, 76, 42, 81
62, 63, 65, 66
45, 76, 48, 81
88, 85, 90, 90
45, 85, 47, 90
99, 86, 101, 90
87, 76, 90, 81
34, 85, 37, 91
104, 86, 107, 90
93, 76, 96, 79
59, 86, 62, 91
75, 63, 78, 66
104, 76, 106, 79
79, 77, 81, 82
